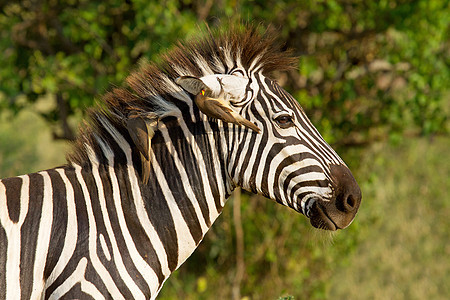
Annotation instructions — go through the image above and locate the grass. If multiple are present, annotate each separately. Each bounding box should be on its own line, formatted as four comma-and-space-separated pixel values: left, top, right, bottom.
328, 136, 449, 300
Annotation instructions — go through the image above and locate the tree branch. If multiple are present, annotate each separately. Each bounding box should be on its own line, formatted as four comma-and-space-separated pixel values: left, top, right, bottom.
232, 187, 245, 300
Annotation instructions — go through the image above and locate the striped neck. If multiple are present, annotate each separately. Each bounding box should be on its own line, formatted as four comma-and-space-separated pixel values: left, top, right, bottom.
143, 113, 233, 268
72, 109, 233, 293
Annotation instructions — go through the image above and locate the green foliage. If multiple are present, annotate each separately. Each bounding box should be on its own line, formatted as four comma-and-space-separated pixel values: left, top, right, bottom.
0, 0, 448, 142
0, 107, 68, 177
0, 0, 199, 138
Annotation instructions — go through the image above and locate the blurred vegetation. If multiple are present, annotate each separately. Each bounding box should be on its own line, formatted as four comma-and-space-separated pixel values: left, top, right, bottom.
0, 0, 449, 299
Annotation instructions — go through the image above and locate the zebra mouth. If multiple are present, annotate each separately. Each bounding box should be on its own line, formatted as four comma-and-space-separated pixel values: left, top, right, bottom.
309, 201, 338, 231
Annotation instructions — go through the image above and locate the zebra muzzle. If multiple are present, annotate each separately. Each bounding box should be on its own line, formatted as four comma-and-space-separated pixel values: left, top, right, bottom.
308, 201, 339, 231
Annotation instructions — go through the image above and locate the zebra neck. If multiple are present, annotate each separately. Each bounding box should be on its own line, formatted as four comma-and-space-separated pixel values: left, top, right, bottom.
142, 119, 232, 271
78, 113, 232, 277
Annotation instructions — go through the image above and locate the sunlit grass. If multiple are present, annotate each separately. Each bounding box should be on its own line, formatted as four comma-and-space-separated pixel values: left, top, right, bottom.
329, 136, 450, 300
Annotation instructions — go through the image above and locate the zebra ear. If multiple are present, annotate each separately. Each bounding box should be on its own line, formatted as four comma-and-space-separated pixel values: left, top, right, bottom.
175, 76, 208, 95
126, 114, 157, 184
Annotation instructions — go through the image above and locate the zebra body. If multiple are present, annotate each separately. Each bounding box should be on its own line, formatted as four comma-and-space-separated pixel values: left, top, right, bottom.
0, 26, 361, 299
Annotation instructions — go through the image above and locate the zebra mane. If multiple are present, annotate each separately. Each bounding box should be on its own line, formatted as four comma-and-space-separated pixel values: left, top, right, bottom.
67, 25, 296, 166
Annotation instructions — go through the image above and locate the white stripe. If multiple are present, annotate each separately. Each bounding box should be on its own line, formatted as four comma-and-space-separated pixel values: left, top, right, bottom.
74, 164, 125, 300
249, 54, 264, 71
85, 144, 145, 300
228, 121, 247, 183
30, 172, 53, 299
211, 54, 226, 73
48, 257, 105, 300
122, 152, 171, 295
219, 121, 234, 195
160, 126, 209, 233
294, 186, 332, 199
46, 169, 78, 287
266, 145, 321, 204
0, 176, 29, 300
227, 122, 237, 183
125, 167, 172, 279
282, 172, 328, 210
150, 150, 197, 268
232, 104, 262, 190
178, 118, 221, 217
252, 107, 280, 191
222, 44, 234, 70
202, 120, 228, 204
99, 234, 111, 261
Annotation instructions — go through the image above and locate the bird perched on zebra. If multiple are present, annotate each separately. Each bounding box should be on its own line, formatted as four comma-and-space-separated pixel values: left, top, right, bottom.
0, 25, 361, 299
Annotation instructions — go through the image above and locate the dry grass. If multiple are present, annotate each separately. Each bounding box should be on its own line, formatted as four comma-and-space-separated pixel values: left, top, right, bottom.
329, 136, 450, 300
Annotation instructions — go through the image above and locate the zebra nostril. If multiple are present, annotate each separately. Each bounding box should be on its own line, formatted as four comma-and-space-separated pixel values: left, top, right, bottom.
344, 194, 357, 212
335, 192, 360, 214
330, 164, 362, 214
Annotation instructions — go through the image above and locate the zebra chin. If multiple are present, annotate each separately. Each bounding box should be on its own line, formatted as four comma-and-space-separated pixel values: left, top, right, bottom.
304, 197, 359, 231
303, 165, 362, 231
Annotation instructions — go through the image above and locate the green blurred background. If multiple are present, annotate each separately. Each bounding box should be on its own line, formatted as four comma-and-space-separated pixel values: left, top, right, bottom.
0, 1, 449, 299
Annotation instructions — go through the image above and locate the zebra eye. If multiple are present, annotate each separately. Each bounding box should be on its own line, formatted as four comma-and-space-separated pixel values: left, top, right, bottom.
274, 114, 294, 129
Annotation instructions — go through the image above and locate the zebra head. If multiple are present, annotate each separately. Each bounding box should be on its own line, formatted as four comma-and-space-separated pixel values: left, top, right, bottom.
177, 69, 361, 231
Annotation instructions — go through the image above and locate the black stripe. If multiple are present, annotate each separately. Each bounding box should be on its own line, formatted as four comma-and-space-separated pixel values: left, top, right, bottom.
0, 184, 6, 299
197, 120, 224, 213
230, 125, 247, 183
153, 131, 203, 245
97, 122, 157, 295
57, 282, 95, 299
143, 164, 179, 272
167, 123, 212, 226
282, 165, 326, 194
237, 106, 259, 191
114, 163, 152, 295
248, 85, 272, 194
43, 169, 68, 280
4, 177, 22, 223
20, 173, 43, 299
289, 179, 325, 204
295, 192, 316, 212
211, 120, 233, 200
272, 153, 322, 206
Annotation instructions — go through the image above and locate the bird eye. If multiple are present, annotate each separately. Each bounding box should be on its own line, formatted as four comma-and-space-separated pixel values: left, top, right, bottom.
274, 114, 294, 129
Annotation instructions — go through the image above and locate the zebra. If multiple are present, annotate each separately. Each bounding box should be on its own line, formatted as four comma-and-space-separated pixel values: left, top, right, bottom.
0, 26, 361, 299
